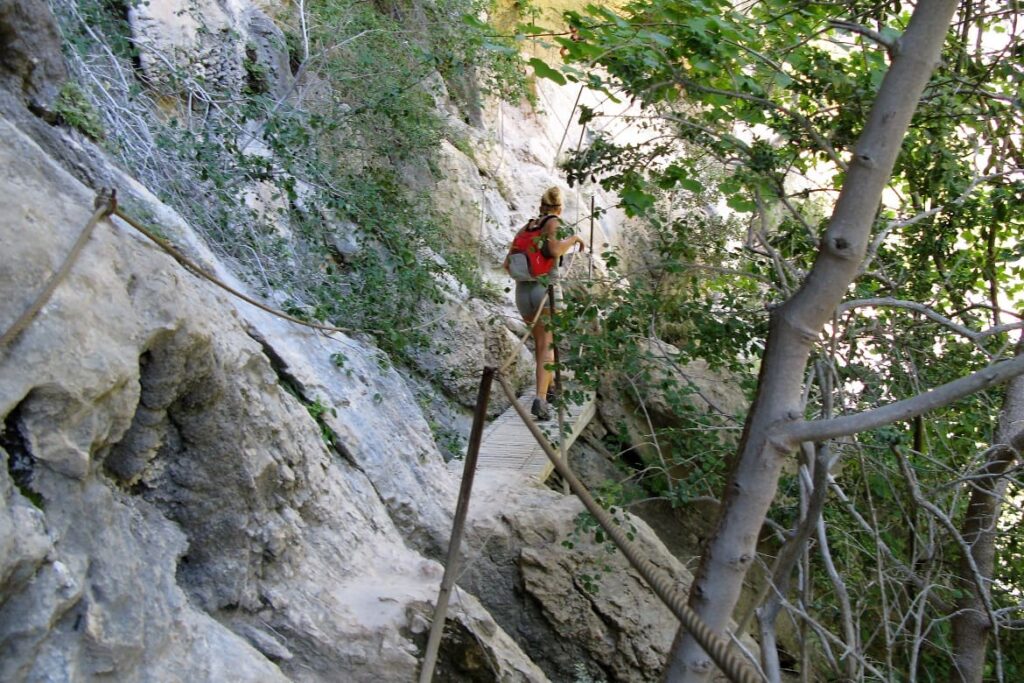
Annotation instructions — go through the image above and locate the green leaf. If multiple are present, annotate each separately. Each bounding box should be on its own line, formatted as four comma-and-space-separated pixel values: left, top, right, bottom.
621, 186, 655, 216
773, 71, 793, 88
529, 58, 567, 85
483, 42, 518, 56
879, 26, 901, 44
516, 23, 548, 36
726, 194, 756, 212
685, 16, 710, 37
681, 177, 703, 193
461, 13, 488, 30
639, 30, 674, 48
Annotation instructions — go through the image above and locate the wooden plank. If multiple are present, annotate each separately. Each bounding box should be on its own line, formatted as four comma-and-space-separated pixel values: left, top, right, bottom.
448, 391, 596, 481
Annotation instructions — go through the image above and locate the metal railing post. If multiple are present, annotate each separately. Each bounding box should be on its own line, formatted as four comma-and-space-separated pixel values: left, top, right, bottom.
588, 196, 595, 279
419, 366, 495, 683
548, 281, 570, 494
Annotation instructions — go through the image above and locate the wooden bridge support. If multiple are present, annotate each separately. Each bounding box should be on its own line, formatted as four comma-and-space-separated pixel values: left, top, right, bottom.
418, 366, 495, 683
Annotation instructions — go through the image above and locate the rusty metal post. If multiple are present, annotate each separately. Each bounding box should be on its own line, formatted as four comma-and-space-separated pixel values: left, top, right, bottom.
547, 284, 563, 404
588, 195, 595, 279
419, 366, 495, 683
547, 284, 569, 494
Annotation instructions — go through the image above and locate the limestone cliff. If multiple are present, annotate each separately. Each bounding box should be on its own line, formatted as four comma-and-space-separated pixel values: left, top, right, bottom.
0, 109, 553, 681
0, 0, 712, 681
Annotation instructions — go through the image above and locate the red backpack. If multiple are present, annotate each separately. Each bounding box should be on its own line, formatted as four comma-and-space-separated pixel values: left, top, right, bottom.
508, 215, 557, 281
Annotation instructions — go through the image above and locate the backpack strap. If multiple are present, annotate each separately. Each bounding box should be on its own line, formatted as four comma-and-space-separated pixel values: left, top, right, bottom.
523, 214, 558, 232
536, 214, 559, 230
536, 214, 559, 259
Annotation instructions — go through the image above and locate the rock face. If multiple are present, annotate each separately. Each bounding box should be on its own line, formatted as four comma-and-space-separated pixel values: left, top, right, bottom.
407, 291, 533, 415
599, 337, 748, 467
0, 0, 67, 111
458, 474, 695, 682
623, 338, 747, 422
0, 115, 546, 681
0, 1, 730, 679
129, 0, 291, 98
447, 78, 627, 289
411, 78, 628, 413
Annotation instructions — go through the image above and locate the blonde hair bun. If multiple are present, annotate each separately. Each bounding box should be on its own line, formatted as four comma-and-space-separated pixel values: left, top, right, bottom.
541, 186, 563, 208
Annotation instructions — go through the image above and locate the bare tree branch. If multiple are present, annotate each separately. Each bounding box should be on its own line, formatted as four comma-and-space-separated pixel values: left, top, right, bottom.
828, 478, 954, 615
757, 444, 832, 681
772, 594, 891, 681
829, 20, 898, 58
949, 340, 1024, 682
816, 505, 858, 679
777, 353, 1024, 446
861, 169, 1024, 275
893, 446, 1005, 683
838, 297, 1024, 345
623, 373, 675, 498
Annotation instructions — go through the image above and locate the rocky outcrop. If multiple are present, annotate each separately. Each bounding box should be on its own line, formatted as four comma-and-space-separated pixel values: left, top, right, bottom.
0, 115, 545, 681
599, 337, 748, 468
620, 338, 747, 422
128, 0, 292, 98
0, 0, 67, 112
457, 473, 698, 682
0, 1, 728, 679
445, 79, 626, 290
417, 80, 628, 415
407, 290, 532, 415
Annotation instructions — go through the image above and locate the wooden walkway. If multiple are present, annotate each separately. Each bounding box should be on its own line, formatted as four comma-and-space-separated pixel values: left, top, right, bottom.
449, 392, 596, 484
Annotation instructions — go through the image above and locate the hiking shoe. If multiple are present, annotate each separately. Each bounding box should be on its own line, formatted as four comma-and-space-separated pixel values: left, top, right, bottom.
546, 387, 556, 404
531, 397, 551, 421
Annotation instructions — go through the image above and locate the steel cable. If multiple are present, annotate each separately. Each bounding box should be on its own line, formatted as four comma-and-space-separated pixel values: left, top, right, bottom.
0, 190, 117, 355
495, 371, 765, 683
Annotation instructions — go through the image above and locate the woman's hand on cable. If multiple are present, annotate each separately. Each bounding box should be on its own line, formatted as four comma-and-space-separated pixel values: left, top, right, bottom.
575, 236, 586, 252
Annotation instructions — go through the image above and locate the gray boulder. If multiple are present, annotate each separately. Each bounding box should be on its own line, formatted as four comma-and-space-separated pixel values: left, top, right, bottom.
128, 0, 291, 98
458, 474, 696, 682
0, 0, 67, 112
0, 114, 543, 681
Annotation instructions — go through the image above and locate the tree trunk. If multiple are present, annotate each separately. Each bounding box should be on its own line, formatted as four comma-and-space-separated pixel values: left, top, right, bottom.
949, 340, 1024, 683
662, 4, 961, 679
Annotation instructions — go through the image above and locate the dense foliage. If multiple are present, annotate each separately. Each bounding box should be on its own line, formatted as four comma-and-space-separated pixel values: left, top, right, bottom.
51, 0, 525, 357
527, 0, 1024, 678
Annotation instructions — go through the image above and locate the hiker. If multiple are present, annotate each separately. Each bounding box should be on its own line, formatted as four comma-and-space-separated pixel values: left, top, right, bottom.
559, 25, 582, 58
503, 186, 585, 420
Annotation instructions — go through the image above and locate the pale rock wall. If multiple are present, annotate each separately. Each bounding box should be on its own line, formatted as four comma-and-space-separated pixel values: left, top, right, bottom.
599, 337, 749, 467
129, 0, 292, 99
457, 473, 695, 682
435, 77, 626, 296
420, 76, 627, 411
0, 0, 68, 114
0, 114, 546, 682
0, 0, 728, 680
407, 290, 533, 414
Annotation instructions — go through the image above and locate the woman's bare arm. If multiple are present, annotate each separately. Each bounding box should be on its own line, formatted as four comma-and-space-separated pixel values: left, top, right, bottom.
543, 218, 585, 257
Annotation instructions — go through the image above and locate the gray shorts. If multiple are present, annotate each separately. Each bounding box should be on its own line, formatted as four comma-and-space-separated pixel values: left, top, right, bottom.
515, 281, 550, 322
